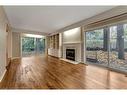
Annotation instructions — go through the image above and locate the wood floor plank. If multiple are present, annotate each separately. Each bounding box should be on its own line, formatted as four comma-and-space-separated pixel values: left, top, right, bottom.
0, 55, 127, 89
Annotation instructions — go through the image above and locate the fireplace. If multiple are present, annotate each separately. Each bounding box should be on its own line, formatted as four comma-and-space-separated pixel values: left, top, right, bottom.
66, 49, 75, 61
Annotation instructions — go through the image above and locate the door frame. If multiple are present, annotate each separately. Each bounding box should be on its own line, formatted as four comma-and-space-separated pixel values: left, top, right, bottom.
6, 24, 9, 67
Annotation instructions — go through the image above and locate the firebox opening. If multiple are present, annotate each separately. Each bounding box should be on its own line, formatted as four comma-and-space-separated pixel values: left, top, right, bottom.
66, 49, 75, 61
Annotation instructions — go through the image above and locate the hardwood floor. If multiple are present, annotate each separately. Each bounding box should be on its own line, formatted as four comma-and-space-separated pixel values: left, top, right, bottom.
0, 55, 127, 89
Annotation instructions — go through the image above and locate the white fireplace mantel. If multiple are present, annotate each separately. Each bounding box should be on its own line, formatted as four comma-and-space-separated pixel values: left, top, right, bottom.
62, 43, 81, 63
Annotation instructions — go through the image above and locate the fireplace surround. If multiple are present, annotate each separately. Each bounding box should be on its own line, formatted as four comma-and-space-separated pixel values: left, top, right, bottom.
62, 43, 82, 63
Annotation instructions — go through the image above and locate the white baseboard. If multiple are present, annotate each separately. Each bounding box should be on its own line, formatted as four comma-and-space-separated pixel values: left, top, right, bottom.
0, 69, 6, 82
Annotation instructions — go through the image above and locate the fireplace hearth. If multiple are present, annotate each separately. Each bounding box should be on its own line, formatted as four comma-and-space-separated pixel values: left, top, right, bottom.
66, 49, 75, 61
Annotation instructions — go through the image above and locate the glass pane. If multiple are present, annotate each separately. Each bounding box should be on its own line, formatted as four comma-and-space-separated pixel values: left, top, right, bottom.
22, 36, 45, 57
124, 24, 127, 61
109, 26, 118, 68
36, 38, 45, 54
122, 24, 127, 72
109, 25, 127, 72
86, 29, 108, 66
86, 31, 97, 62
22, 37, 36, 57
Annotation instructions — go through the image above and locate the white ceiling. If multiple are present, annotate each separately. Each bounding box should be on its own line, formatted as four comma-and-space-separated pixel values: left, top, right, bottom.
4, 6, 115, 34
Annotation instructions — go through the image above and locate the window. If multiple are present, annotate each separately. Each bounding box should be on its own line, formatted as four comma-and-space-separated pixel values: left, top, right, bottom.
22, 35, 45, 57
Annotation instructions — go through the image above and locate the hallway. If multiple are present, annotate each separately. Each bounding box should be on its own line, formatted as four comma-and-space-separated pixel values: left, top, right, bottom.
0, 55, 127, 89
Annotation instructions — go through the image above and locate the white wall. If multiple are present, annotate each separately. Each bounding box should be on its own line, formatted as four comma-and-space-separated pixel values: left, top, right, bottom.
8, 28, 12, 58
83, 32, 86, 62
63, 27, 81, 43
62, 27, 82, 62
0, 6, 9, 81
12, 32, 21, 58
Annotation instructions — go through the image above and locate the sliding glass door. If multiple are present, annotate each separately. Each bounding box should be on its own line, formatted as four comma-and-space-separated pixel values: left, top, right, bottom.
85, 23, 127, 73
109, 24, 127, 72
86, 29, 108, 66
22, 34, 45, 57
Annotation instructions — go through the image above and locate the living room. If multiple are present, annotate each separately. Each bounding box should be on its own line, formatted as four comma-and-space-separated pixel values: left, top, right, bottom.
0, 5, 127, 91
